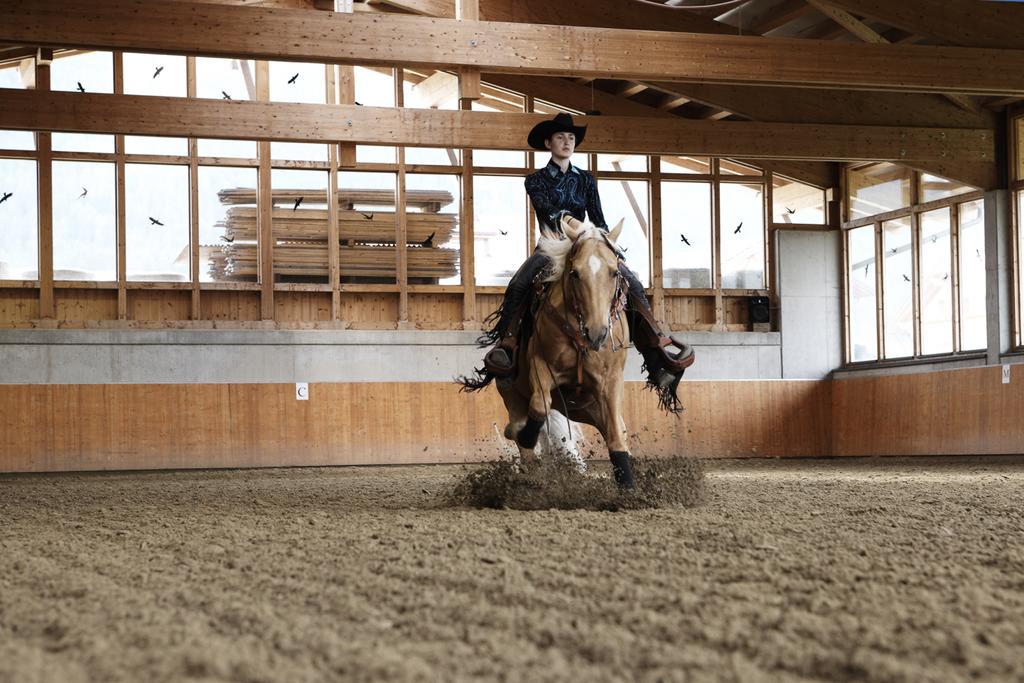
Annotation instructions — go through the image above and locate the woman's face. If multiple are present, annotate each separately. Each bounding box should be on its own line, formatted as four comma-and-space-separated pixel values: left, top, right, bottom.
545, 131, 576, 160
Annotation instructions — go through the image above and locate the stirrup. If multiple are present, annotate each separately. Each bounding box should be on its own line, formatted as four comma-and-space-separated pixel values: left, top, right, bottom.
483, 343, 516, 378
657, 335, 695, 373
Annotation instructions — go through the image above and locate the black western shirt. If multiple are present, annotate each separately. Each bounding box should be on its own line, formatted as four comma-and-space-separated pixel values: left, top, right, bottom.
524, 160, 607, 234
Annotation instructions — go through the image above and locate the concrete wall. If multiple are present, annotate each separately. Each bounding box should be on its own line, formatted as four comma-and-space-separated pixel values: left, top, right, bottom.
0, 329, 782, 384
776, 230, 842, 379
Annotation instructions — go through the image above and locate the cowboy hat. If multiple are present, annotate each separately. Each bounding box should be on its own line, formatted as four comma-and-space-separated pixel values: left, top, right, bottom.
527, 112, 587, 151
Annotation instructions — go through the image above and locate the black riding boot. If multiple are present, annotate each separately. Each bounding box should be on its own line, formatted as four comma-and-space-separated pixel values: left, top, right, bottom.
618, 264, 695, 413
482, 252, 550, 377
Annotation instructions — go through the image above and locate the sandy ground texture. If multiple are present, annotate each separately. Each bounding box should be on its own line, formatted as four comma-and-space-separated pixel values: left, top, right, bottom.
1, 456, 1023, 683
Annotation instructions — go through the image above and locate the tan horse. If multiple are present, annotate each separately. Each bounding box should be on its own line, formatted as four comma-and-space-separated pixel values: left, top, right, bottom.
497, 215, 637, 488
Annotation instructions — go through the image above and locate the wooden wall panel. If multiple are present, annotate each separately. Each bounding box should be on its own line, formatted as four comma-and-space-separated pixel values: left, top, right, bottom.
275, 291, 332, 322
127, 289, 191, 321
665, 296, 715, 327
723, 296, 752, 326
475, 293, 503, 322
0, 379, 831, 473
410, 293, 462, 327
55, 289, 118, 321
341, 293, 399, 326
832, 365, 1024, 456
0, 289, 39, 324
199, 290, 261, 321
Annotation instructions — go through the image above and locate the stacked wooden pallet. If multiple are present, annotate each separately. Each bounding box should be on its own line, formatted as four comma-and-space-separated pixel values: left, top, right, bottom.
209, 188, 460, 282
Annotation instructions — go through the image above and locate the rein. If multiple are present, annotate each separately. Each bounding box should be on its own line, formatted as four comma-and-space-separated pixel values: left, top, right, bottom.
540, 235, 628, 394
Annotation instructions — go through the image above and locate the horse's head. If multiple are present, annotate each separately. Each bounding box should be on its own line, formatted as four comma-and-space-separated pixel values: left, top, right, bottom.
560, 214, 625, 351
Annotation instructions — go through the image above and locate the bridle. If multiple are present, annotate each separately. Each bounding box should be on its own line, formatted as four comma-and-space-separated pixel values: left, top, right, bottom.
540, 233, 628, 392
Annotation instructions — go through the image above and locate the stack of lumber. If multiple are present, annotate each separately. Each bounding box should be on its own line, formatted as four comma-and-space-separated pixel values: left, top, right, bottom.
209, 187, 460, 282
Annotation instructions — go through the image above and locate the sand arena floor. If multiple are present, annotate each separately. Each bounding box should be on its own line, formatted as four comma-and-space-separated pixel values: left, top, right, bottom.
1, 457, 1023, 682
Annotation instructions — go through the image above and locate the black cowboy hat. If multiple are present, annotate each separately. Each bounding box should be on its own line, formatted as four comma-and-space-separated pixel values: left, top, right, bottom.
527, 112, 587, 151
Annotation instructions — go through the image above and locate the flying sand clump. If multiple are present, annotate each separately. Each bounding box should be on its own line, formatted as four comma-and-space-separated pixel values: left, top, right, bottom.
449, 455, 705, 511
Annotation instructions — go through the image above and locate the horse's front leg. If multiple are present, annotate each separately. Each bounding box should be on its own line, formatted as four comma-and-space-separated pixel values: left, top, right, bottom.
514, 352, 557, 451
597, 369, 635, 489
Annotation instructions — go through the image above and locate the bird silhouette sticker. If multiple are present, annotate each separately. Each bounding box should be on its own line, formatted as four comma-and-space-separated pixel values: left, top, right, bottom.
287, 73, 299, 85
76, 81, 85, 93
153, 66, 164, 79
149, 217, 164, 226
0, 192, 12, 204
292, 197, 303, 211
733, 222, 743, 234
222, 91, 232, 100
78, 187, 88, 199
680, 233, 691, 246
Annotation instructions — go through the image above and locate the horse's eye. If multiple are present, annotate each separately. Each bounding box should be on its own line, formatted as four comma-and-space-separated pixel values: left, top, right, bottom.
608, 268, 617, 277
570, 270, 579, 279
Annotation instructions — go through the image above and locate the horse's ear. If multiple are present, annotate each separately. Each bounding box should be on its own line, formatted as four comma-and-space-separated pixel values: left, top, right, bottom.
561, 214, 583, 241
608, 218, 624, 243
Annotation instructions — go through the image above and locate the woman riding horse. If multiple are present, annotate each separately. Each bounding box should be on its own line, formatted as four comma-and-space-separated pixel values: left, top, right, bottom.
465, 113, 694, 411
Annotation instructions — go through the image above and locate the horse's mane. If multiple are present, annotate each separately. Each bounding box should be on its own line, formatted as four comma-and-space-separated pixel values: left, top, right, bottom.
537, 221, 601, 283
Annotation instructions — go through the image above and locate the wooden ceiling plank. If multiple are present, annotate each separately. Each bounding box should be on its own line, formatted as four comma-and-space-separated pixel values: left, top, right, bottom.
813, 0, 1024, 49
482, 73, 833, 188
3, 0, 1023, 95
807, 0, 980, 113
642, 81, 995, 129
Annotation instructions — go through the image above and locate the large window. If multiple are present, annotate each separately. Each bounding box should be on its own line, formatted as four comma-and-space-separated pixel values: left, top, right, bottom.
846, 225, 877, 362
881, 217, 914, 359
52, 161, 116, 281
661, 182, 712, 289
0, 159, 39, 280
1, 51, 790, 329
843, 164, 985, 364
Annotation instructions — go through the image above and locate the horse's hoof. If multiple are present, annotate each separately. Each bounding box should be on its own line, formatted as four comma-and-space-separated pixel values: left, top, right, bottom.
609, 451, 635, 490
516, 415, 544, 450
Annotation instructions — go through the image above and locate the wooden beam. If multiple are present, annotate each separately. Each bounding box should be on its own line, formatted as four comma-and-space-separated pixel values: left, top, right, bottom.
813, 0, 1024, 49
0, 89, 992, 167
373, 0, 739, 34
3, 1, 1024, 95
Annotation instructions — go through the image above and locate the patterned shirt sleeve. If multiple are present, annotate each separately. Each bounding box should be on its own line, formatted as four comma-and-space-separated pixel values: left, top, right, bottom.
584, 172, 608, 229
524, 173, 561, 233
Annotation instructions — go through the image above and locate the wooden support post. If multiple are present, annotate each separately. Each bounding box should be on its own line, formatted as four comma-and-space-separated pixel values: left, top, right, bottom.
459, 97, 477, 327
187, 55, 200, 320
950, 201, 962, 352
326, 64, 343, 321
712, 160, 725, 330
395, 67, 409, 326
114, 51, 127, 320
34, 49, 54, 319
334, 0, 357, 168
910, 172, 922, 356
455, 0, 481, 104
650, 156, 666, 325
765, 172, 777, 324
256, 60, 273, 320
